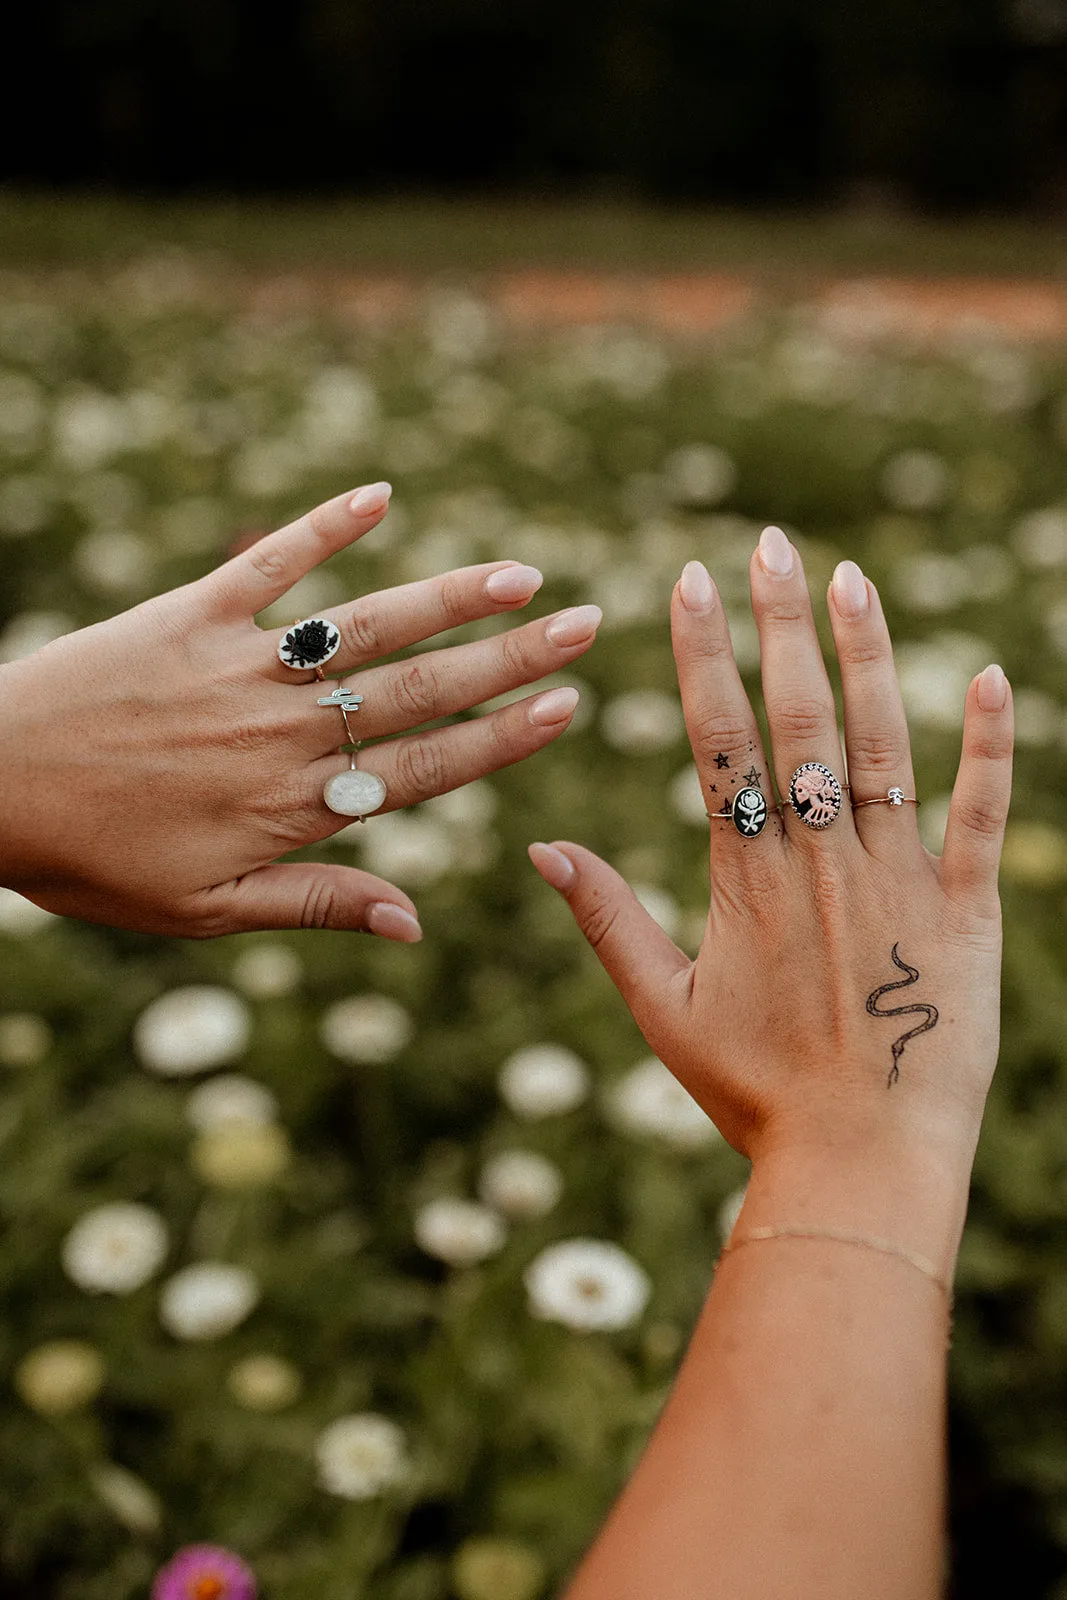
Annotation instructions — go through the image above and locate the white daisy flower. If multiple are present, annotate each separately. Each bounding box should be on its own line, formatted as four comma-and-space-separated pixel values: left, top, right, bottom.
185, 1074, 278, 1130
524, 1239, 651, 1332
89, 1464, 162, 1534
414, 1197, 507, 1267
134, 987, 251, 1077
478, 1151, 563, 1219
319, 995, 413, 1063
315, 1413, 410, 1500
0, 1012, 53, 1066
159, 1263, 259, 1340
230, 943, 303, 998
15, 1340, 105, 1415
62, 1202, 168, 1295
498, 1044, 590, 1119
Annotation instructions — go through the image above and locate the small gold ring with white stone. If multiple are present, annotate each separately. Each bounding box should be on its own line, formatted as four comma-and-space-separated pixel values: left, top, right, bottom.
852, 787, 920, 810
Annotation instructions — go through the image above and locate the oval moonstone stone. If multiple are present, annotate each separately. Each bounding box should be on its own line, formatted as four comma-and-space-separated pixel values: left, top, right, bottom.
323, 769, 387, 817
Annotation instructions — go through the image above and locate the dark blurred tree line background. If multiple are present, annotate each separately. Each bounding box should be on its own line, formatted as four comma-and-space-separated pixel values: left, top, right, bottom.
9, 0, 1067, 209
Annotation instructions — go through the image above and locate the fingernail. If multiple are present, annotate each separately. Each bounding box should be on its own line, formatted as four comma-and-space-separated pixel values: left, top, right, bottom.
529, 686, 580, 725
366, 901, 423, 942
976, 663, 1008, 712
350, 482, 392, 516
679, 560, 715, 615
545, 605, 602, 646
831, 559, 869, 619
485, 563, 544, 602
758, 525, 793, 577
528, 841, 576, 890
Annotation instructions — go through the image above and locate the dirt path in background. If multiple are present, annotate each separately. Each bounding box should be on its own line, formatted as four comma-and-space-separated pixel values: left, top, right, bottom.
241, 270, 1067, 340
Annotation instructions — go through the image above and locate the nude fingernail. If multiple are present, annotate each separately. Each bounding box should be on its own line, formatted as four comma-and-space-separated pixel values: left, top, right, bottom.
366, 901, 423, 942
485, 564, 544, 602
831, 559, 869, 619
528, 841, 576, 890
976, 663, 1008, 712
545, 605, 602, 646
679, 560, 715, 615
758, 525, 793, 577
529, 687, 580, 725
350, 482, 392, 515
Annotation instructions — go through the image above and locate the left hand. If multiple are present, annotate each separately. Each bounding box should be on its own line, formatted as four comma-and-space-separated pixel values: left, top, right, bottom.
0, 482, 599, 938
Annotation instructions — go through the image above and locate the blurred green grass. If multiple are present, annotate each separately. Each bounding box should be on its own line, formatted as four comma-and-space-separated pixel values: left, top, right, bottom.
2, 191, 1067, 279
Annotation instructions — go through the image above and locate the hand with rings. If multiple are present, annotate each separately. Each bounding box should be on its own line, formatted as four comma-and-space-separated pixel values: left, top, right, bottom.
530, 524, 1014, 1207
0, 482, 599, 939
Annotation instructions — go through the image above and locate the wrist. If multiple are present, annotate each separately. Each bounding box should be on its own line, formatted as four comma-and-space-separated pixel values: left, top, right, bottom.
739, 1124, 979, 1286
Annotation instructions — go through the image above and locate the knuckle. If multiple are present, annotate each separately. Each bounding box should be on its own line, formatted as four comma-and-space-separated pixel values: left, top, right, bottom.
438, 572, 472, 628
341, 604, 383, 660
581, 893, 622, 954
772, 698, 833, 743
300, 877, 339, 930
690, 716, 754, 769
954, 796, 1006, 839
393, 659, 441, 722
227, 715, 276, 755
846, 730, 905, 773
965, 731, 1013, 764
394, 738, 448, 799
306, 502, 335, 546
244, 541, 289, 587
499, 625, 534, 679
838, 637, 889, 670
761, 596, 807, 625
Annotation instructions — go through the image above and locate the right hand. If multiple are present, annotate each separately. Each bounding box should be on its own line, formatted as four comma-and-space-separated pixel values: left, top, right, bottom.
0, 483, 600, 939
530, 526, 1014, 1167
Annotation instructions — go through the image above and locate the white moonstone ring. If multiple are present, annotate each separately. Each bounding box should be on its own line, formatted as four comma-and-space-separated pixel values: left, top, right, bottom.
324, 765, 388, 818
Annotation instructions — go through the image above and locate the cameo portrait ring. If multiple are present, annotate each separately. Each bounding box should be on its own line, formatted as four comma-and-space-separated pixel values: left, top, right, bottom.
707, 786, 770, 838
782, 761, 845, 830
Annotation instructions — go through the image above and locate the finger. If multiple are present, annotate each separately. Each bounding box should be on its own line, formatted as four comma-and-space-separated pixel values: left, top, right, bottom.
299, 604, 601, 752
196, 865, 423, 937
308, 685, 582, 818
301, 560, 546, 675
204, 482, 393, 616
827, 562, 919, 856
749, 526, 851, 840
527, 841, 689, 1055
670, 561, 779, 866
940, 665, 1014, 915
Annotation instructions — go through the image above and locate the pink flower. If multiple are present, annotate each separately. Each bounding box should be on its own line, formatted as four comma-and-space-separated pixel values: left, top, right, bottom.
152, 1545, 256, 1600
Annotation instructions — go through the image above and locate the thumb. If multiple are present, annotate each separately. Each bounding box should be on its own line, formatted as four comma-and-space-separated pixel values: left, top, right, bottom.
200, 864, 423, 940
528, 841, 690, 1046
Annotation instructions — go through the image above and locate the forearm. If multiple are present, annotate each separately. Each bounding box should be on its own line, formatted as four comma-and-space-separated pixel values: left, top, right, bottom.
564, 1130, 977, 1600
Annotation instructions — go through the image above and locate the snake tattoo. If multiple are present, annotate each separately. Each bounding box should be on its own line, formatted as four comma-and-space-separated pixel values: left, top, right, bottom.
865, 944, 940, 1088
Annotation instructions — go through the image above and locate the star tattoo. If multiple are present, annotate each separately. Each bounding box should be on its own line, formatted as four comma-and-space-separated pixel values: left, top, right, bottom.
715, 752, 730, 769
744, 764, 761, 785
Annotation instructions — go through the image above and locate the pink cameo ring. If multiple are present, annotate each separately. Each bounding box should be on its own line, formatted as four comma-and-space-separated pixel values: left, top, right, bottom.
786, 761, 844, 830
